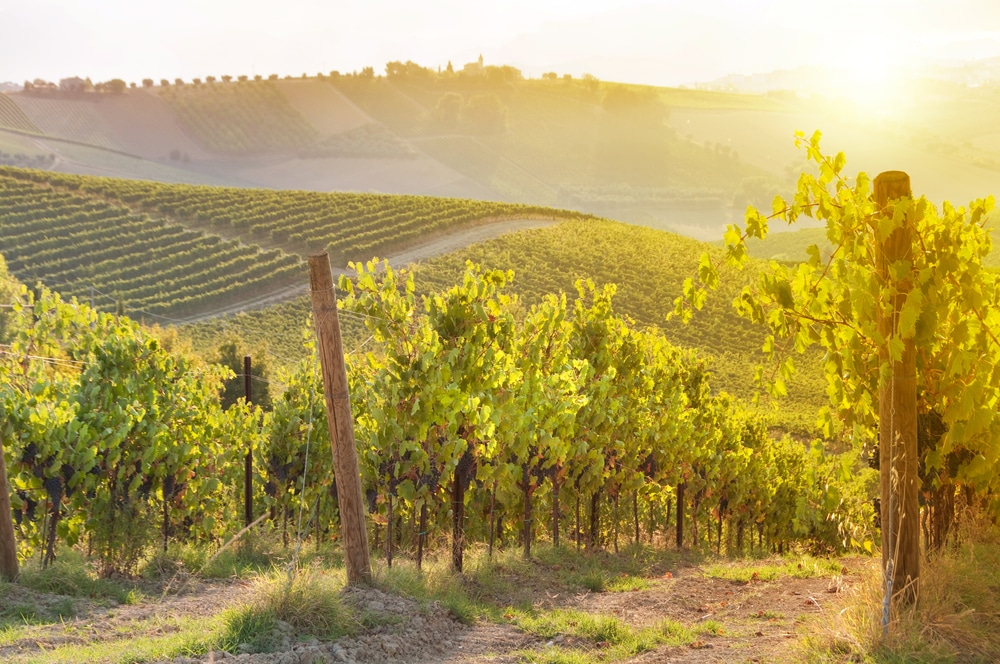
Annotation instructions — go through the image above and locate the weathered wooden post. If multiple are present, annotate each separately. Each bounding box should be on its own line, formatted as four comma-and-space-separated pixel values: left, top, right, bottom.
874, 171, 920, 605
309, 253, 372, 586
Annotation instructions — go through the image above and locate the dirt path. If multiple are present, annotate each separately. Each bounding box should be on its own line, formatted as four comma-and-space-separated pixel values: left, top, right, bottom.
174, 218, 558, 324
0, 557, 861, 664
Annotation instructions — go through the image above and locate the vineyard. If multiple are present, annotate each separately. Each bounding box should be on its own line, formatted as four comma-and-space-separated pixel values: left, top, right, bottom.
299, 123, 416, 158
0, 95, 41, 134
0, 167, 585, 264
159, 81, 321, 154
0, 172, 302, 317
0, 263, 874, 582
4, 135, 1000, 662
8, 96, 125, 151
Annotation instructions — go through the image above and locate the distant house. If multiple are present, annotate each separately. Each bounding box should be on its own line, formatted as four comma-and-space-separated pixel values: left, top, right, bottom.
462, 54, 484, 75
59, 77, 87, 93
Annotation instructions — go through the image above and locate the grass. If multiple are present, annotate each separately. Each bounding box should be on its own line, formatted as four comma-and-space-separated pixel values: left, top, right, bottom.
219, 566, 354, 653
17, 550, 139, 604
800, 521, 1000, 663
703, 554, 847, 583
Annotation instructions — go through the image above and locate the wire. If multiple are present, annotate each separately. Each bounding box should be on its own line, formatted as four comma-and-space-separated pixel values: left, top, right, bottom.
290, 359, 319, 573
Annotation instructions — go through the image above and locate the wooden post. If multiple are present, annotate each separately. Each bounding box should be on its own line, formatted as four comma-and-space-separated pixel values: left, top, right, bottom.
309, 253, 372, 586
874, 171, 920, 604
0, 429, 19, 582
244, 355, 253, 528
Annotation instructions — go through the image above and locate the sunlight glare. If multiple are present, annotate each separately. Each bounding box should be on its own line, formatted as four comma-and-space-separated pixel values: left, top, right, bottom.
831, 34, 908, 117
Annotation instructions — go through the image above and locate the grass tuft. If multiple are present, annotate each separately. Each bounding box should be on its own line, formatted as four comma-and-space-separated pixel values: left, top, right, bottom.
219, 566, 353, 653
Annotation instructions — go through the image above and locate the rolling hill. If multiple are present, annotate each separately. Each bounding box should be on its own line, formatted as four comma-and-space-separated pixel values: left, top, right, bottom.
0, 166, 826, 434
1, 68, 998, 244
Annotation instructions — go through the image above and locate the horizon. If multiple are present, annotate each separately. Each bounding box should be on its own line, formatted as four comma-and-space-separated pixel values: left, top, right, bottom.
4, 1, 1000, 92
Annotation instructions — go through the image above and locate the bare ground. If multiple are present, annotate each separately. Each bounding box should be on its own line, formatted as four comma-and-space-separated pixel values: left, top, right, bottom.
0, 556, 861, 664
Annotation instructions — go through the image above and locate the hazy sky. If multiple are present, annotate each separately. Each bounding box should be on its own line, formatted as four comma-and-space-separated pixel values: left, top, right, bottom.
3, 0, 1000, 86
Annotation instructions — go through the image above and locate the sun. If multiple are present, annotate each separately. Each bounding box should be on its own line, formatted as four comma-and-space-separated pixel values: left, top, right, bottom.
829, 34, 910, 116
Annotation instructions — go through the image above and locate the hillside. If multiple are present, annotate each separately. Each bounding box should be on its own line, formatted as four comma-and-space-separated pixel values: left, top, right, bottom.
0, 75, 782, 235
2, 70, 999, 244
0, 165, 824, 433
182, 219, 827, 435
0, 167, 583, 316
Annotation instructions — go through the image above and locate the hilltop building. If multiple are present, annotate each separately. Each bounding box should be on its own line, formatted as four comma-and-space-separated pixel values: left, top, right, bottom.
463, 54, 484, 75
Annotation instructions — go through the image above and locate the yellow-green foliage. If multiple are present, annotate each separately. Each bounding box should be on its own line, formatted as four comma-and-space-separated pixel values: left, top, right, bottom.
412, 219, 826, 434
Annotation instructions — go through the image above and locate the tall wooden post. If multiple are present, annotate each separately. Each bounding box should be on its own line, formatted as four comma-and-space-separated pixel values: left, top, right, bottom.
0, 429, 19, 582
874, 171, 920, 604
309, 253, 372, 586
244, 355, 253, 528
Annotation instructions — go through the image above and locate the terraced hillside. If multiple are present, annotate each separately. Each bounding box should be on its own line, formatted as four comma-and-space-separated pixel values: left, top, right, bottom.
0, 168, 584, 264
0, 93, 41, 134
10, 95, 125, 151
159, 80, 320, 154
0, 171, 302, 317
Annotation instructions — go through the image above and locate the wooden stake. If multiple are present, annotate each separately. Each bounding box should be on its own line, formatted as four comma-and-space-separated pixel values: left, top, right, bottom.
874, 171, 920, 604
0, 429, 19, 582
309, 253, 372, 586
244, 355, 253, 528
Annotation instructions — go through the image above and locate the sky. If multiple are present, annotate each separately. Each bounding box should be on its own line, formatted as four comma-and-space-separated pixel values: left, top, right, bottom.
3, 0, 1000, 87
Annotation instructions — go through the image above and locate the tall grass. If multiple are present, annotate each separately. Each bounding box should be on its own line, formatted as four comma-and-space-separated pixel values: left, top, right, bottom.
802, 523, 1000, 663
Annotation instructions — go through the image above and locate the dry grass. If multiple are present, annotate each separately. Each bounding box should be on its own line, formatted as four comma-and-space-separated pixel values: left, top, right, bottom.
802, 520, 1000, 663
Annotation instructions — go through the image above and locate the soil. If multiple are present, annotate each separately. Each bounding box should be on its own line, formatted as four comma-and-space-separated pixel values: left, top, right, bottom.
175, 218, 558, 324
0, 557, 862, 664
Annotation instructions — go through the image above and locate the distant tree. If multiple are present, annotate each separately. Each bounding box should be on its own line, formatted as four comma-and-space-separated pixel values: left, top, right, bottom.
583, 73, 600, 93
106, 78, 127, 93
192, 78, 202, 85
466, 93, 507, 133
129, 82, 137, 89
385, 61, 404, 77
142, 78, 154, 88
329, 70, 340, 78
175, 78, 184, 86
268, 74, 278, 80
360, 66, 375, 79
542, 72, 557, 81
432, 92, 463, 129
22, 81, 33, 91
160, 79, 170, 87
254, 74, 263, 81
446, 60, 454, 74
485, 65, 522, 84
301, 72, 308, 79
205, 75, 216, 83
563, 73, 573, 81
221, 74, 232, 83
317, 72, 325, 79
237, 74, 248, 82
